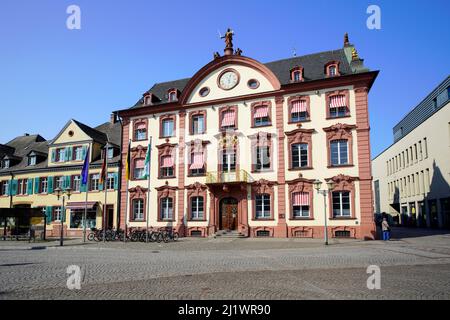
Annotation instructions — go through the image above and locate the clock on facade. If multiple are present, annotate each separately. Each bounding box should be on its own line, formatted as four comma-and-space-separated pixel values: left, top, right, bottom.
218, 69, 239, 90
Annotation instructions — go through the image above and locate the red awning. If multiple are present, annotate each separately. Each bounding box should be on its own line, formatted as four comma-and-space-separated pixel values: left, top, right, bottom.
161, 156, 174, 168
189, 152, 204, 170
292, 192, 309, 206
66, 201, 98, 210
254, 106, 269, 118
291, 100, 307, 113
329, 95, 346, 108
221, 110, 235, 127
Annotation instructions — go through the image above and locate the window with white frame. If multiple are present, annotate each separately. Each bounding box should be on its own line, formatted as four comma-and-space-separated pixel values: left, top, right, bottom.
106, 173, 115, 190
192, 115, 205, 134
191, 196, 204, 220
256, 146, 270, 171
28, 155, 37, 166
90, 174, 100, 191
53, 206, 62, 221
255, 194, 271, 219
292, 192, 310, 218
162, 119, 174, 137
1, 181, 9, 196
160, 197, 173, 220
330, 140, 348, 166
74, 146, 83, 161
132, 199, 144, 221
40, 177, 48, 193
291, 143, 308, 168
332, 191, 351, 217
73, 175, 81, 192
55, 176, 64, 190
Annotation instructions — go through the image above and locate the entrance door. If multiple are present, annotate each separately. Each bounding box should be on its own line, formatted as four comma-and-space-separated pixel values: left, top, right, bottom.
220, 197, 238, 230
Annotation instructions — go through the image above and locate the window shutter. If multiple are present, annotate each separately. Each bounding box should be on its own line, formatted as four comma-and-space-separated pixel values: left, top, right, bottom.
5, 181, 10, 196
68, 147, 73, 160
99, 181, 104, 191
113, 172, 119, 190
80, 182, 87, 192
81, 146, 87, 160
61, 207, 66, 222
45, 207, 52, 224
27, 179, 33, 195
51, 149, 56, 162
34, 177, 40, 194
10, 180, 18, 196
65, 176, 71, 190
47, 177, 54, 193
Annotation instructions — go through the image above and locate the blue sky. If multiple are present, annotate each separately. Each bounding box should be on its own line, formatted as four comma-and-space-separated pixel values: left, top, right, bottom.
0, 0, 449, 157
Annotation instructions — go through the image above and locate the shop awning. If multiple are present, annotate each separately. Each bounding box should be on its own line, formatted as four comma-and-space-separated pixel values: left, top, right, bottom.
66, 201, 98, 210
161, 156, 174, 168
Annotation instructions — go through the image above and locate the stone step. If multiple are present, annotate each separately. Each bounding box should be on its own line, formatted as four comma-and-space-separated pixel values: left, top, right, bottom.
214, 230, 246, 238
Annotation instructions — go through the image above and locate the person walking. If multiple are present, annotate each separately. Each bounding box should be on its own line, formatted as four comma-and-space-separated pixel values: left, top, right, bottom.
382, 218, 391, 241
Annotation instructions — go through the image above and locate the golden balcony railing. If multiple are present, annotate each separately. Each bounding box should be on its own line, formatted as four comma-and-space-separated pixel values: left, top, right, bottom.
206, 170, 253, 184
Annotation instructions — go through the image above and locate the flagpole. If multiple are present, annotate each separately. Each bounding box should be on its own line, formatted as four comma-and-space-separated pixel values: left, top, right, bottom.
124, 139, 131, 243
145, 137, 152, 243
103, 146, 109, 243
81, 145, 90, 244
82, 178, 89, 243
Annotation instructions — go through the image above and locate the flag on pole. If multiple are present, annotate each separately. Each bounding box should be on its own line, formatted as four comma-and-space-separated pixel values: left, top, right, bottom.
99, 148, 107, 184
125, 140, 131, 181
142, 142, 151, 179
81, 146, 90, 185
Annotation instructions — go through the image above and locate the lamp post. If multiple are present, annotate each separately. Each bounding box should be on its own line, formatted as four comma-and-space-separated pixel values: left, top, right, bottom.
313, 179, 335, 245
55, 187, 72, 247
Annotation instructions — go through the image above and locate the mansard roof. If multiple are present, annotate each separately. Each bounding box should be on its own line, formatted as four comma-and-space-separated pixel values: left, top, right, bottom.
129, 48, 371, 109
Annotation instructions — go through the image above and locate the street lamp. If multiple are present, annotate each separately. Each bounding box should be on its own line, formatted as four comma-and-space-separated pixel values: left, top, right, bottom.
55, 186, 72, 247
313, 179, 335, 245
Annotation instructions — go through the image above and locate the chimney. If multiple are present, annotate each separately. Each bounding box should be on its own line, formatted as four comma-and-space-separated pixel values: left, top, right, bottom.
24, 133, 30, 136
110, 113, 117, 124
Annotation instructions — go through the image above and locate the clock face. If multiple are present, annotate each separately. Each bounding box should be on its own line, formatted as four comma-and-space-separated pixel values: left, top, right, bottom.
218, 70, 239, 90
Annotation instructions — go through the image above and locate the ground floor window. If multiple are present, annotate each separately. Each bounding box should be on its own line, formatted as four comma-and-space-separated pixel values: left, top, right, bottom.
160, 197, 173, 220
255, 194, 271, 219
332, 191, 351, 217
70, 209, 97, 229
191, 196, 204, 220
132, 199, 144, 221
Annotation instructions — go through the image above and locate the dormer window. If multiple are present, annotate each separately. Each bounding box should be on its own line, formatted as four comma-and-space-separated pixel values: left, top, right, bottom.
329, 66, 337, 76
290, 67, 303, 82
28, 155, 37, 166
107, 147, 114, 159
3, 159, 9, 169
325, 61, 340, 77
143, 94, 152, 106
168, 89, 178, 102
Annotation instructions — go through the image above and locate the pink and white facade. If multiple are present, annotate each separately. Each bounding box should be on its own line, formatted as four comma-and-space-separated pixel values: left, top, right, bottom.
116, 35, 378, 239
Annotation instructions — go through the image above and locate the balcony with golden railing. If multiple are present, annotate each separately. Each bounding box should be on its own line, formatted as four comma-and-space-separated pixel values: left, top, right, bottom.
206, 170, 253, 185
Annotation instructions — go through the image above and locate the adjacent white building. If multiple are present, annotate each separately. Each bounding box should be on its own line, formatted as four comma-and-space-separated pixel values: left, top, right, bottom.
372, 76, 450, 228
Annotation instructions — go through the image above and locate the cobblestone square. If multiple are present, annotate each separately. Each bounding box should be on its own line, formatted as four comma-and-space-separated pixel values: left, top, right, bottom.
1, 228, 450, 299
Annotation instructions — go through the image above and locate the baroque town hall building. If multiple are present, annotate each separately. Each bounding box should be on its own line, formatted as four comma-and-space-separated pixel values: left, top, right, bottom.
116, 32, 378, 239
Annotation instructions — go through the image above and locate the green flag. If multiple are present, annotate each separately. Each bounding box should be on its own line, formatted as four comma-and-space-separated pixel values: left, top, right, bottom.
143, 143, 151, 179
